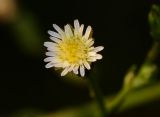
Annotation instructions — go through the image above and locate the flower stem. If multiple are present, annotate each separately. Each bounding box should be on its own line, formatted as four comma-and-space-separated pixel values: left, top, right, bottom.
145, 42, 160, 64
108, 87, 130, 115
88, 75, 107, 117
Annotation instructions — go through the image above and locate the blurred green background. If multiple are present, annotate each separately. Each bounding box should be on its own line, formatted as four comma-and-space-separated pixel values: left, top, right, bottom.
0, 0, 160, 117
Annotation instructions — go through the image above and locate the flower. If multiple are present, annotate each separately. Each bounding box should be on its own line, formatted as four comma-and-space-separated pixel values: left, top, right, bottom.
44, 19, 104, 77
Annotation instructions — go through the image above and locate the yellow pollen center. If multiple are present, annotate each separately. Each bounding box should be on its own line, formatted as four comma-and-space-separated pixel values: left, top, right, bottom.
58, 38, 88, 64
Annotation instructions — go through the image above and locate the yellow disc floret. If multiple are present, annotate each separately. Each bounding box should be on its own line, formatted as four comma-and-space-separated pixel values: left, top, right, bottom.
58, 37, 88, 64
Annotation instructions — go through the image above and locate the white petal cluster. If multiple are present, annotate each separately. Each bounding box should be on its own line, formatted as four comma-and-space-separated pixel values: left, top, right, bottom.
44, 19, 104, 77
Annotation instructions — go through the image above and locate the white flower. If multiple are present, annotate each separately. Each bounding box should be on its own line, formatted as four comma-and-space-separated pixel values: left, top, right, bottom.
44, 19, 104, 77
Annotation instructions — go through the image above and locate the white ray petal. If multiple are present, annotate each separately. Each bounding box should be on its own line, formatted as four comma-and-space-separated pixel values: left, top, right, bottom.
83, 61, 90, 70
73, 66, 79, 74
88, 41, 94, 47
88, 52, 96, 56
45, 62, 54, 68
87, 57, 96, 62
51, 58, 62, 63
80, 65, 85, 77
53, 63, 63, 67
44, 42, 57, 48
48, 30, 61, 38
85, 38, 93, 45
53, 24, 64, 35
44, 57, 54, 62
74, 19, 80, 32
45, 52, 57, 56
88, 47, 94, 51
49, 37, 61, 43
79, 24, 84, 36
46, 46, 60, 52
63, 61, 70, 68
84, 26, 92, 40
44, 42, 59, 52
61, 67, 70, 76
65, 24, 73, 38
79, 60, 83, 65
44, 57, 61, 63
68, 64, 75, 72
47, 46, 59, 51
95, 54, 103, 59
93, 46, 104, 52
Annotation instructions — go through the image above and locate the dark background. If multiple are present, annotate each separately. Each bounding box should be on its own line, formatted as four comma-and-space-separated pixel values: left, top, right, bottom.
0, 0, 160, 117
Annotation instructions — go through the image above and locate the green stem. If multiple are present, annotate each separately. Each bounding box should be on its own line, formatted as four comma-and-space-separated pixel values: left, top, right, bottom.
88, 76, 107, 117
40, 83, 160, 117
145, 42, 160, 63
116, 82, 160, 111
108, 87, 130, 114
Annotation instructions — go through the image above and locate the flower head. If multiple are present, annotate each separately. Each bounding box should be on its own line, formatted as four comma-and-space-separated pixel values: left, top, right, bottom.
44, 19, 104, 77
